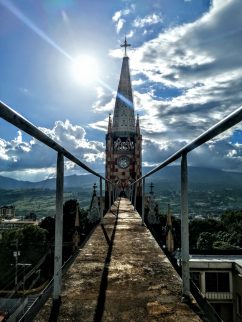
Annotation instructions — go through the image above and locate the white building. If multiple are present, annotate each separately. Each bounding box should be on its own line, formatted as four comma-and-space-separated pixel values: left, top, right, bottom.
190, 255, 242, 322
0, 206, 15, 219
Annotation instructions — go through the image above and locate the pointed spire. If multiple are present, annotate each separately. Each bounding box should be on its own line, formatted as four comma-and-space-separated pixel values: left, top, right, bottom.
74, 204, 80, 228
112, 40, 135, 135
93, 183, 97, 196
167, 203, 172, 226
166, 203, 174, 253
136, 114, 140, 135
149, 182, 154, 195
108, 113, 112, 133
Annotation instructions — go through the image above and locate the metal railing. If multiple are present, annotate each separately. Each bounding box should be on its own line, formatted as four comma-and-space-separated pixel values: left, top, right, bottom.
2, 100, 242, 317
205, 292, 233, 301
0, 100, 114, 303
130, 105, 242, 298
17, 250, 80, 322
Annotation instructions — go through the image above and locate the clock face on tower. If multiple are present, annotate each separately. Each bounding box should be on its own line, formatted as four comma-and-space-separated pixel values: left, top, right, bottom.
117, 156, 130, 169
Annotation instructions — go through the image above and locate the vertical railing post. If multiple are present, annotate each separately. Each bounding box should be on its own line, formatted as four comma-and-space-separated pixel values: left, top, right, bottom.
133, 182, 137, 210
108, 183, 111, 210
130, 184, 133, 203
53, 152, 64, 301
112, 187, 115, 203
181, 153, 190, 300
142, 178, 145, 225
100, 178, 103, 223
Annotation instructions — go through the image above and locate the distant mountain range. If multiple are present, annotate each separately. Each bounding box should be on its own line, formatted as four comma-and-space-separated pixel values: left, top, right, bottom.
0, 166, 242, 190
146, 166, 242, 186
0, 174, 96, 190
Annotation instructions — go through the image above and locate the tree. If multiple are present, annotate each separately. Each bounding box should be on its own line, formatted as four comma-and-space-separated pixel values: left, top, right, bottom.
20, 225, 48, 263
221, 210, 242, 247
63, 199, 79, 242
213, 241, 237, 250
197, 232, 216, 250
39, 216, 55, 241
190, 218, 225, 248
0, 225, 48, 289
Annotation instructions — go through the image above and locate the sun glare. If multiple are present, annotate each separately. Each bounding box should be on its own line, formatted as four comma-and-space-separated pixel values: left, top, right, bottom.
71, 55, 99, 85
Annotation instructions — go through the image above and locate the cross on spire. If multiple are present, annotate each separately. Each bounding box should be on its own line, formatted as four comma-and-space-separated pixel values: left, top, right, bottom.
121, 37, 131, 57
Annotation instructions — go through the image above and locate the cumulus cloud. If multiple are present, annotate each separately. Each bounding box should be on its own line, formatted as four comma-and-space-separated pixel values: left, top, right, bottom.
116, 19, 125, 33
89, 117, 109, 132
142, 131, 242, 172
0, 120, 105, 180
130, 0, 242, 88
107, 0, 242, 171
126, 30, 134, 38
133, 13, 163, 28
92, 87, 116, 113
112, 5, 135, 33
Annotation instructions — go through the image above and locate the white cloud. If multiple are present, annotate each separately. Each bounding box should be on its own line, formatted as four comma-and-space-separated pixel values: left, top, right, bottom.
92, 88, 115, 113
112, 10, 122, 22
0, 121, 105, 180
132, 78, 145, 86
112, 5, 135, 34
0, 139, 9, 161
0, 167, 56, 182
89, 117, 109, 132
108, 0, 242, 171
116, 18, 125, 33
109, 48, 123, 58
126, 30, 134, 38
133, 13, 163, 28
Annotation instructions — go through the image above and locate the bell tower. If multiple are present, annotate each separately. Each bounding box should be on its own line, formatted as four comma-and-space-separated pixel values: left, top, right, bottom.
105, 38, 142, 206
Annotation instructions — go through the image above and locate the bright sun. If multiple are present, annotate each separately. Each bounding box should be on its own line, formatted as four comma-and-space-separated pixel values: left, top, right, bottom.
71, 55, 99, 84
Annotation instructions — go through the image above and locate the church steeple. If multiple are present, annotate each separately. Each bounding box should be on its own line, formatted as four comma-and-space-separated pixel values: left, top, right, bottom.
112, 39, 135, 135
108, 113, 112, 134
105, 39, 142, 208
166, 204, 174, 253
136, 114, 140, 135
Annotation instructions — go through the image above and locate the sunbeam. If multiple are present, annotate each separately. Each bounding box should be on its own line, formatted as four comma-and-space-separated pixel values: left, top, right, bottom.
0, 0, 73, 61
0, 0, 134, 107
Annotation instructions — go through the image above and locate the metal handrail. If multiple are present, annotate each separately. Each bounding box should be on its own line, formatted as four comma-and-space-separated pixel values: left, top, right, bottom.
131, 105, 242, 184
129, 104, 242, 300
0, 100, 111, 183
0, 99, 114, 308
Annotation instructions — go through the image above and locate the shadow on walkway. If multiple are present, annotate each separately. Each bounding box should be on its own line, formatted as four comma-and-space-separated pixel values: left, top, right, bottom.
93, 199, 120, 322
48, 297, 61, 322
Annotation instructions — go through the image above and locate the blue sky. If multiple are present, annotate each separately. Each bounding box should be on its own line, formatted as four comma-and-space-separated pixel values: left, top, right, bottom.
0, 0, 242, 181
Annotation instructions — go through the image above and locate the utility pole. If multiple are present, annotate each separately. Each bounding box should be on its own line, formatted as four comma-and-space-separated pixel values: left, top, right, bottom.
17, 263, 31, 293
13, 239, 20, 288
181, 153, 190, 300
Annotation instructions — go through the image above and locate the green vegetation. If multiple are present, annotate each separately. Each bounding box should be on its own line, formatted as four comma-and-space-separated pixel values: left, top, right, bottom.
151, 208, 242, 251
193, 210, 242, 250
0, 188, 92, 218
0, 198, 96, 292
0, 225, 48, 290
153, 184, 242, 217
189, 218, 224, 248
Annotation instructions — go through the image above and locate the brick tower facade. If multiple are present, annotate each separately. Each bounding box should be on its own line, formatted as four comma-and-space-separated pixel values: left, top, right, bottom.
105, 39, 142, 206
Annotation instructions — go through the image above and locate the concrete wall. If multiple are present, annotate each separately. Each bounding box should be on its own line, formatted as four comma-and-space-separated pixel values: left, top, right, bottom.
233, 264, 242, 322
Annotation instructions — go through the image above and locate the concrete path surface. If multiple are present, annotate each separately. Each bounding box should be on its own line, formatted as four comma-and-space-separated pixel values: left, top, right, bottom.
35, 198, 202, 322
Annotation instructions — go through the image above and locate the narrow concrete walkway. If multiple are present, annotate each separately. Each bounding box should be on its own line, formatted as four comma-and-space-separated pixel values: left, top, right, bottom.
35, 198, 201, 322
